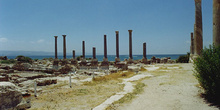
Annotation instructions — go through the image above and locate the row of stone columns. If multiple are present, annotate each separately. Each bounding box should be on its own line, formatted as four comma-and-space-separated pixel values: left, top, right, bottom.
54, 35, 67, 60
53, 30, 147, 65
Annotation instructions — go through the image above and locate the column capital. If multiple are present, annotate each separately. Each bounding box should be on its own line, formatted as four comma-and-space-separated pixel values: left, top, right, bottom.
128, 30, 133, 32
191, 33, 193, 38
195, 0, 201, 3
62, 35, 66, 37
115, 31, 119, 34
54, 36, 58, 38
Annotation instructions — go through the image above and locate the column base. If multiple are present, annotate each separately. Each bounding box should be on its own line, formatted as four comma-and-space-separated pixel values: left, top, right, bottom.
80, 59, 87, 66
53, 59, 59, 70
61, 59, 68, 66
53, 59, 59, 66
115, 57, 120, 63
71, 59, 78, 65
101, 58, 109, 66
142, 58, 148, 64
91, 59, 98, 66
127, 58, 133, 64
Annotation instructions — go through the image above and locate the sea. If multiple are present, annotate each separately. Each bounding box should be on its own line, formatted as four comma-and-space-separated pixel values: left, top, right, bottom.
6, 54, 185, 61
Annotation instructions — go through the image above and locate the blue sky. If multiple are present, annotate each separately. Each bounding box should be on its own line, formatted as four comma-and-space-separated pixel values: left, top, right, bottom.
0, 0, 213, 55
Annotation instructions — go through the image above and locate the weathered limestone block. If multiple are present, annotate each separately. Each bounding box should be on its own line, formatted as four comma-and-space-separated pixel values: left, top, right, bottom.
127, 58, 133, 64
0, 65, 10, 70
91, 59, 98, 67
0, 82, 23, 110
16, 97, 31, 110
151, 56, 156, 64
12, 62, 32, 71
15, 78, 28, 83
36, 78, 57, 86
71, 59, 78, 65
115, 62, 128, 70
142, 58, 148, 64
0, 76, 9, 82
115, 57, 120, 64
101, 58, 109, 66
61, 59, 68, 66
79, 59, 87, 66
156, 58, 161, 63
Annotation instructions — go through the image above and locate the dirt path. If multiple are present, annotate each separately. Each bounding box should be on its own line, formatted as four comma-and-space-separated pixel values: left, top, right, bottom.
117, 63, 219, 110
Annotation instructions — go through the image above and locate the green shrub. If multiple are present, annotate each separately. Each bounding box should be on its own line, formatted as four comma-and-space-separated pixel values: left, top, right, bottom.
176, 53, 190, 63
16, 55, 32, 63
76, 55, 83, 61
0, 59, 16, 64
194, 45, 220, 100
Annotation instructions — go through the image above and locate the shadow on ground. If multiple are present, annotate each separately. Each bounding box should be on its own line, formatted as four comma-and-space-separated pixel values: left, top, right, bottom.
201, 94, 220, 109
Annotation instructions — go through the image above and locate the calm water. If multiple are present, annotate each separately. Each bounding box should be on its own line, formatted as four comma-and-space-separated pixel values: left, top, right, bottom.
7, 54, 184, 61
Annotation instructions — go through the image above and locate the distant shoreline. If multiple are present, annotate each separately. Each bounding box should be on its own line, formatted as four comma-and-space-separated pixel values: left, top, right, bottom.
5, 54, 185, 61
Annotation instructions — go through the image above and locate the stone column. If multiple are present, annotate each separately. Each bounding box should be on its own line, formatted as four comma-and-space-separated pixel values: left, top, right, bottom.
54, 36, 58, 59
128, 30, 133, 59
101, 35, 109, 68
72, 50, 75, 59
62, 35, 67, 59
93, 47, 96, 59
53, 36, 59, 67
190, 33, 194, 54
213, 0, 220, 46
91, 47, 98, 67
194, 0, 203, 56
71, 50, 77, 65
115, 31, 120, 63
82, 41, 85, 58
143, 42, 146, 59
80, 41, 87, 66
104, 35, 107, 59
116, 31, 119, 58
142, 42, 147, 64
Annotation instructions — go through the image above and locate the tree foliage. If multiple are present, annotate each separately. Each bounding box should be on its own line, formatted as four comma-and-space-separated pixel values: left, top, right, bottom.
176, 53, 190, 63
194, 45, 220, 100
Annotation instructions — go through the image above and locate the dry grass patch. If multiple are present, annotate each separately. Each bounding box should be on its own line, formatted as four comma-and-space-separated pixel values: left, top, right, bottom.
29, 79, 124, 110
106, 81, 146, 110
139, 67, 147, 71
84, 71, 135, 85
116, 82, 146, 103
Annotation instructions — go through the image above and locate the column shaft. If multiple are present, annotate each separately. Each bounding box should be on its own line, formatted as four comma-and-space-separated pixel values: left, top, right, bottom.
63, 35, 66, 59
82, 41, 85, 58
104, 35, 107, 58
72, 50, 75, 59
143, 42, 146, 59
191, 33, 194, 54
194, 0, 203, 55
93, 47, 96, 59
128, 30, 133, 59
116, 31, 119, 58
54, 36, 58, 59
213, 0, 220, 46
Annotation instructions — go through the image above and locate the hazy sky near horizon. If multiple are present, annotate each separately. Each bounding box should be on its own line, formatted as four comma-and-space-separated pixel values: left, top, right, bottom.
0, 0, 213, 55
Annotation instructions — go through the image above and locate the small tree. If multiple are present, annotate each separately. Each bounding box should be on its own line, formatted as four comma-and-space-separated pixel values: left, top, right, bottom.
176, 53, 190, 63
194, 45, 220, 101
16, 55, 32, 64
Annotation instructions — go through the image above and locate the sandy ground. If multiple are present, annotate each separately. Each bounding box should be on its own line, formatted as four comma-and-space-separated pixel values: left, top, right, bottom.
27, 63, 219, 110
116, 63, 219, 110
